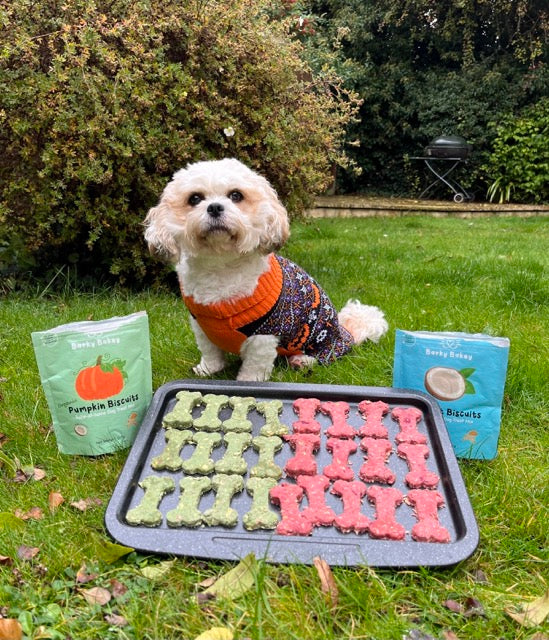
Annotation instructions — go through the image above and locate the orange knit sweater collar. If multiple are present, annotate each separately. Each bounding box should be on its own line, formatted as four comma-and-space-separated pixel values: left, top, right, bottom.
181, 254, 283, 354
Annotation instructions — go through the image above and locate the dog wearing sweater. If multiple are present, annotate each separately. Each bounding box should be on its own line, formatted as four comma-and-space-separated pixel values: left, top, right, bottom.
144, 158, 388, 381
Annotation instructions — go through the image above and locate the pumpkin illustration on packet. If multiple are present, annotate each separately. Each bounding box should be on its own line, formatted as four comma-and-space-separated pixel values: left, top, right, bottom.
75, 355, 127, 401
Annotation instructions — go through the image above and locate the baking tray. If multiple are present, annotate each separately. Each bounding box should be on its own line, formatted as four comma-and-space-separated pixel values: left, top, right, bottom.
105, 380, 478, 567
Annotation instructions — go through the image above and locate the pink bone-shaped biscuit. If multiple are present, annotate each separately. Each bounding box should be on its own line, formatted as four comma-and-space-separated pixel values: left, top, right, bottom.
323, 437, 358, 481
391, 407, 427, 444
292, 398, 321, 434
269, 482, 313, 536
321, 401, 356, 439
297, 474, 336, 526
397, 443, 439, 489
359, 437, 396, 485
357, 400, 390, 439
331, 479, 370, 534
366, 485, 406, 540
406, 489, 451, 543
283, 433, 320, 478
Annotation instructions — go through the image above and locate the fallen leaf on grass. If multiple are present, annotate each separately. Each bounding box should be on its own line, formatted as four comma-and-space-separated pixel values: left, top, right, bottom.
443, 596, 485, 618
313, 556, 339, 608
198, 553, 256, 603
109, 578, 128, 599
48, 491, 64, 512
70, 497, 103, 511
194, 627, 233, 640
95, 539, 134, 564
104, 613, 128, 627
506, 590, 549, 628
0, 555, 13, 566
79, 586, 112, 606
14, 506, 44, 521
76, 564, 99, 584
17, 545, 40, 561
140, 559, 176, 580
0, 618, 23, 640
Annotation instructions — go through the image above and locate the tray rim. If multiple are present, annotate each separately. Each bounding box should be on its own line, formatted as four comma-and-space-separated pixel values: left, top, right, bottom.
104, 379, 479, 567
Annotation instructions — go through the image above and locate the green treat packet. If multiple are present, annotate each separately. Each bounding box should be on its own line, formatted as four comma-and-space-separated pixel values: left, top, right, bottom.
32, 311, 152, 456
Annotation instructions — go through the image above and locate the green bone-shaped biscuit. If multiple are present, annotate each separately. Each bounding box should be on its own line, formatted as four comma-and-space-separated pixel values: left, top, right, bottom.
222, 396, 256, 432
250, 435, 283, 479
181, 431, 223, 475
243, 476, 279, 530
256, 400, 289, 436
162, 391, 203, 429
151, 429, 193, 471
193, 394, 230, 431
215, 432, 252, 475
126, 475, 175, 527
203, 474, 244, 527
166, 476, 212, 528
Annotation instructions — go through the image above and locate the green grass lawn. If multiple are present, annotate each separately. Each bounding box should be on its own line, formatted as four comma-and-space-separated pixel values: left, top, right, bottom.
1, 216, 548, 639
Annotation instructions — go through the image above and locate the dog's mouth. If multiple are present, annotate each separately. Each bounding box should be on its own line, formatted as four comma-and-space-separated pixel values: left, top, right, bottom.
199, 221, 238, 244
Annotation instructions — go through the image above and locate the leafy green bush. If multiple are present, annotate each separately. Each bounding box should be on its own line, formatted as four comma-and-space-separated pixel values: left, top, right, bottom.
483, 98, 549, 203
0, 0, 358, 283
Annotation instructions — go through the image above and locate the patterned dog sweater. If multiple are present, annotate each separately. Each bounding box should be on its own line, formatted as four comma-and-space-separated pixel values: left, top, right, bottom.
182, 254, 354, 364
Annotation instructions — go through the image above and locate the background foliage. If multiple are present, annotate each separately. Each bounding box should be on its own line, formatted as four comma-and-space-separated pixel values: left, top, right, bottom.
304, 0, 548, 199
0, 0, 358, 284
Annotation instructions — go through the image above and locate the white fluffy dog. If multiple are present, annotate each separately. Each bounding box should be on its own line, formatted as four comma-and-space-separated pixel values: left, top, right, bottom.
144, 158, 388, 381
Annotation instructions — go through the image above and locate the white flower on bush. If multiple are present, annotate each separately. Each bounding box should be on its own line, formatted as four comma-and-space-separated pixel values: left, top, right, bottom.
223, 126, 235, 137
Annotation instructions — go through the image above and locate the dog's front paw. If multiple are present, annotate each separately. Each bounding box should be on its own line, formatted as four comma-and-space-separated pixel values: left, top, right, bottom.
288, 354, 316, 371
193, 358, 225, 377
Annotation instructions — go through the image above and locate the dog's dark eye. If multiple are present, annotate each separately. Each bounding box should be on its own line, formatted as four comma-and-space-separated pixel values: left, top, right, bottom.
228, 190, 244, 203
188, 193, 204, 206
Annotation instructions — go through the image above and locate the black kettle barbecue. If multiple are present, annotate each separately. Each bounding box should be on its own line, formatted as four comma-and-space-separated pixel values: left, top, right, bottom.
412, 135, 473, 202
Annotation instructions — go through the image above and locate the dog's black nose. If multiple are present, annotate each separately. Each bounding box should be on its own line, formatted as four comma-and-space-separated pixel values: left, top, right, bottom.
207, 202, 224, 218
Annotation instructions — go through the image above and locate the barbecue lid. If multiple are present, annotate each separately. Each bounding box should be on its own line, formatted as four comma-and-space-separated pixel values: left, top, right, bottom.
428, 135, 471, 149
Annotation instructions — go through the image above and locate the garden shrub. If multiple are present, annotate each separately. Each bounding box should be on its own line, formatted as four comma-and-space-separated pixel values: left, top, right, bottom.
0, 0, 359, 284
483, 98, 549, 204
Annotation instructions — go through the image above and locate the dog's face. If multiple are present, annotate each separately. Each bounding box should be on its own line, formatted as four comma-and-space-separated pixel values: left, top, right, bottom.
144, 158, 290, 262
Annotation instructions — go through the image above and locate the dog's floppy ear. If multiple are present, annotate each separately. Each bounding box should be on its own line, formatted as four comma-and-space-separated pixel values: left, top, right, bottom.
258, 185, 291, 253
143, 202, 180, 263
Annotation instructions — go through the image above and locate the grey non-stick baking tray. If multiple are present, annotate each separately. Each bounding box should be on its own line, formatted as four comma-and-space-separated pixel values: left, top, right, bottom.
105, 379, 478, 567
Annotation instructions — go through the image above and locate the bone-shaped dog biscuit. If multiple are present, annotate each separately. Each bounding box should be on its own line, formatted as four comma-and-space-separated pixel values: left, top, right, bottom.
126, 475, 175, 527
283, 433, 320, 478
193, 393, 230, 431
162, 390, 203, 429
250, 435, 283, 479
214, 432, 252, 475
203, 474, 244, 527
321, 401, 356, 439
243, 476, 279, 530
406, 489, 450, 543
391, 406, 427, 444
366, 485, 406, 540
357, 400, 389, 439
166, 476, 212, 528
151, 429, 193, 472
323, 437, 357, 481
359, 437, 396, 485
331, 479, 370, 534
222, 396, 256, 432
291, 397, 321, 434
397, 442, 439, 488
256, 399, 289, 436
181, 432, 222, 475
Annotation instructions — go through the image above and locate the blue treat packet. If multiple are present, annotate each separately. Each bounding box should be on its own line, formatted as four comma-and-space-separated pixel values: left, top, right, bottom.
393, 330, 510, 459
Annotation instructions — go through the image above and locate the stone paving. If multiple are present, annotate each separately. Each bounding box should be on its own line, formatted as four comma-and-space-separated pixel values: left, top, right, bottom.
307, 195, 549, 218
